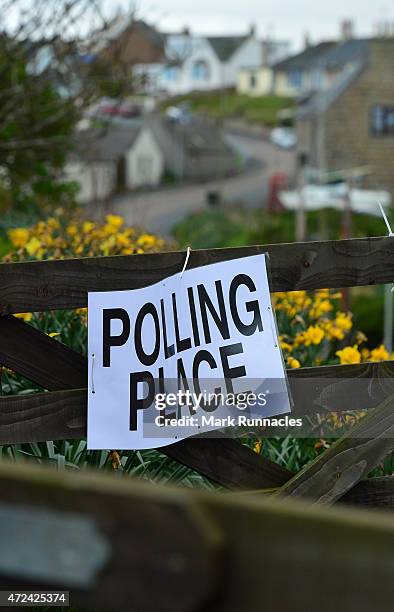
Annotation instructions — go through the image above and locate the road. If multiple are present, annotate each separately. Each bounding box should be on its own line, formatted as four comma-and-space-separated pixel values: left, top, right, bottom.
111, 133, 296, 235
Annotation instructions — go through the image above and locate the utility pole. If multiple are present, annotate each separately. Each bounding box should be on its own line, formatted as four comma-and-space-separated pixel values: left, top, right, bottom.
295, 152, 308, 242
384, 285, 393, 352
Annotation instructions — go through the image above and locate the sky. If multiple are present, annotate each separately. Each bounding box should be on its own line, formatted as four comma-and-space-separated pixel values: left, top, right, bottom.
113, 0, 394, 50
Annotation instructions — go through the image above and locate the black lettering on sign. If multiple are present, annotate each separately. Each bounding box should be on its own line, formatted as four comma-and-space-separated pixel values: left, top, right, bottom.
229, 274, 263, 336
134, 303, 160, 367
192, 350, 221, 410
103, 308, 130, 367
187, 286, 201, 347
220, 342, 246, 394
172, 292, 192, 353
129, 371, 155, 431
160, 299, 175, 359
198, 280, 230, 344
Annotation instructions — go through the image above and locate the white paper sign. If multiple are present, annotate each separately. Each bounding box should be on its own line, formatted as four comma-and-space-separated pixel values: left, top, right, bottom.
87, 254, 291, 449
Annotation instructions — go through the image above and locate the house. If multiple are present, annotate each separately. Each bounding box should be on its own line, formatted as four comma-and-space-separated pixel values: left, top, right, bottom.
89, 15, 165, 65
147, 114, 240, 181
296, 38, 394, 197
237, 37, 292, 97
134, 26, 262, 95
65, 123, 164, 203
237, 41, 337, 97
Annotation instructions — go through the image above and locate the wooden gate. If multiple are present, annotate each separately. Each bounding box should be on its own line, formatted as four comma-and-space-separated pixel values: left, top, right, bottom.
0, 235, 393, 610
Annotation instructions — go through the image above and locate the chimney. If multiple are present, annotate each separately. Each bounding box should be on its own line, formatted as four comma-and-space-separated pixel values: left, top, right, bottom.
340, 19, 354, 40
249, 23, 256, 38
303, 31, 311, 49
182, 26, 190, 36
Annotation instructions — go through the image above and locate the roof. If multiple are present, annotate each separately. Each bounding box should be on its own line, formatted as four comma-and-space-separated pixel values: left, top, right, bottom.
318, 39, 369, 69
71, 124, 142, 163
207, 36, 248, 61
91, 17, 165, 57
273, 41, 336, 72
297, 58, 368, 119
148, 114, 235, 155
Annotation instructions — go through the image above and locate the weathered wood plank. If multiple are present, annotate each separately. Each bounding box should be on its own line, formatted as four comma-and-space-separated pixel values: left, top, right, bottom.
0, 316, 391, 491
163, 436, 292, 489
4, 373, 390, 505
0, 315, 86, 390
277, 393, 394, 503
0, 462, 221, 612
0, 317, 290, 489
2, 359, 393, 446
340, 476, 394, 509
230, 477, 394, 510
1, 236, 394, 313
290, 359, 394, 415
0, 461, 394, 612
0, 389, 291, 489
0, 388, 87, 443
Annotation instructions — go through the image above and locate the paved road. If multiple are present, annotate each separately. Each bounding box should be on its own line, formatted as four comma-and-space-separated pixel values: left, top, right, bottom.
111, 134, 296, 235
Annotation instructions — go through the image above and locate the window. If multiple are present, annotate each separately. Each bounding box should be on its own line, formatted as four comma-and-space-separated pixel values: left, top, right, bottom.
288, 70, 302, 89
371, 105, 394, 136
249, 73, 257, 89
163, 66, 178, 82
191, 60, 210, 81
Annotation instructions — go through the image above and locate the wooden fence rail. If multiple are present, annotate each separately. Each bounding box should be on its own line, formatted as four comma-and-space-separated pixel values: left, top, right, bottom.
0, 461, 393, 612
1, 235, 394, 314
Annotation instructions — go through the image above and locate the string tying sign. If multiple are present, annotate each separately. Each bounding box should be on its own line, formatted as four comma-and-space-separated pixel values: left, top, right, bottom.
87, 253, 292, 450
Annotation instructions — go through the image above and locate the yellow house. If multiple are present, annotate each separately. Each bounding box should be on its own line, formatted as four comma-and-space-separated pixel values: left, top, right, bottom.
237, 41, 337, 98
237, 66, 274, 96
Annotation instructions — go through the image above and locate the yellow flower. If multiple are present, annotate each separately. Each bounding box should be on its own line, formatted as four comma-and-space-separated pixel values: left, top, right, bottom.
83, 221, 95, 234
67, 224, 78, 236
15, 312, 32, 322
105, 214, 124, 229
310, 298, 333, 318
47, 218, 60, 230
8, 228, 29, 248
336, 345, 361, 364
48, 332, 60, 338
370, 344, 389, 362
116, 232, 131, 247
302, 325, 324, 346
25, 237, 42, 256
287, 356, 301, 368
137, 233, 157, 247
335, 312, 352, 332
280, 339, 292, 352
253, 440, 263, 454
100, 235, 116, 255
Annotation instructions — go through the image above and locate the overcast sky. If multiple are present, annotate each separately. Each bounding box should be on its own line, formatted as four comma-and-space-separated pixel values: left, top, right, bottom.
113, 0, 394, 50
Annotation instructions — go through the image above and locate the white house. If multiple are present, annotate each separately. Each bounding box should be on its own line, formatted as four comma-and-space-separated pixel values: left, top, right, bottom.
134, 26, 262, 95
65, 123, 164, 203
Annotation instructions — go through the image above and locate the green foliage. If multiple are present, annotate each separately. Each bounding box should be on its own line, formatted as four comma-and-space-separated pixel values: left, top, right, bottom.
174, 206, 391, 247
0, 37, 77, 212
174, 209, 250, 248
161, 90, 294, 127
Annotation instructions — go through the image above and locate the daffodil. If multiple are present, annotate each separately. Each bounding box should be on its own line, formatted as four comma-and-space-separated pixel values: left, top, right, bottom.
370, 344, 389, 362
336, 345, 361, 364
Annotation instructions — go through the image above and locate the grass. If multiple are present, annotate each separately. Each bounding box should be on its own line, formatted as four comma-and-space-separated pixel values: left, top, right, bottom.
174, 206, 391, 249
160, 90, 294, 127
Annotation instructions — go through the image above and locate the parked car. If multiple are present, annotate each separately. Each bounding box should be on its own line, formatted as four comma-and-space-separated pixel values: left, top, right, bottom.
270, 127, 297, 149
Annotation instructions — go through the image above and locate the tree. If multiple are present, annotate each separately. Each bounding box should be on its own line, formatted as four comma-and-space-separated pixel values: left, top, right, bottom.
0, 0, 131, 213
